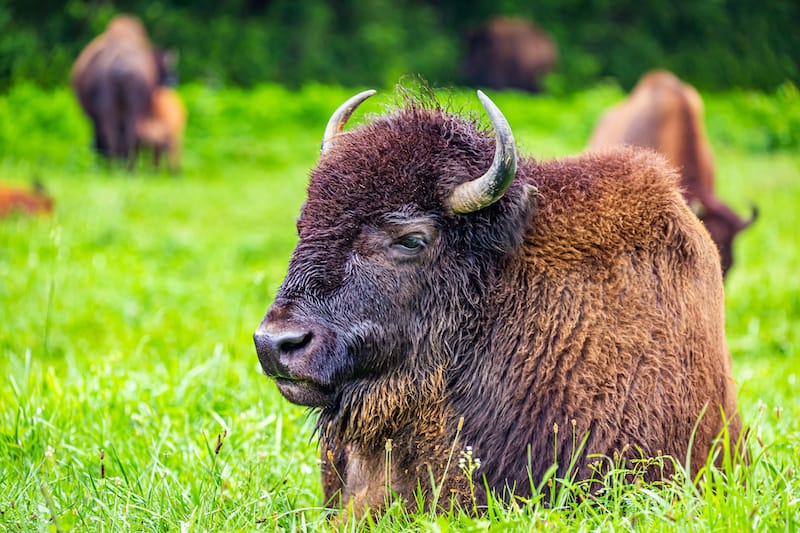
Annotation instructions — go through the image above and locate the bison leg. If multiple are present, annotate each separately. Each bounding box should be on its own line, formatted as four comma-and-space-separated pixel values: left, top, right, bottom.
122, 119, 138, 171
88, 113, 111, 158
99, 106, 122, 163
113, 69, 153, 171
90, 84, 123, 162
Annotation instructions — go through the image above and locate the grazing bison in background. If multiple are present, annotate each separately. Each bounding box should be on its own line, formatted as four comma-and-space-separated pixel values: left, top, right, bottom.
71, 14, 162, 169
464, 17, 558, 93
0, 181, 53, 218
588, 70, 757, 277
254, 89, 742, 515
136, 87, 186, 172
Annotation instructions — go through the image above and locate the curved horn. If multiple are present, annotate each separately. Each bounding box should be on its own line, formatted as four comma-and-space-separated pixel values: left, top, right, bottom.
321, 90, 376, 154
448, 90, 518, 214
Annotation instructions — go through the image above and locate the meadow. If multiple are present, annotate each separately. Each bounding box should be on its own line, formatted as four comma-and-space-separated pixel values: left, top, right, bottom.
0, 81, 798, 531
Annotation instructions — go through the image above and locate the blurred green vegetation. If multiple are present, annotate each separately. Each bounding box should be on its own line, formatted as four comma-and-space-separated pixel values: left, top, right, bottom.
3, 79, 798, 172
1, 0, 798, 92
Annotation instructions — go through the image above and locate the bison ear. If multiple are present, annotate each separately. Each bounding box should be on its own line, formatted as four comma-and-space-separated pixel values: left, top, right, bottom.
477, 182, 538, 255
515, 183, 539, 228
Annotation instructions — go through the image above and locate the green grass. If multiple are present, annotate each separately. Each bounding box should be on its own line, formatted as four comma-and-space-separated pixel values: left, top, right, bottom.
1, 83, 798, 531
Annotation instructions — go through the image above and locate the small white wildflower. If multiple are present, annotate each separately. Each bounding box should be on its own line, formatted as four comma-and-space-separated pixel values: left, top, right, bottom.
459, 445, 482, 476
45, 446, 55, 458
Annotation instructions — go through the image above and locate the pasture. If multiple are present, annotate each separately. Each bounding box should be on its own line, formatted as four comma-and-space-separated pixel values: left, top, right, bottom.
1, 82, 798, 531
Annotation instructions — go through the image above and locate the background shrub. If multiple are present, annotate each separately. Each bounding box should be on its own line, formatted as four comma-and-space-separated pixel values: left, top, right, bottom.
1, 0, 797, 92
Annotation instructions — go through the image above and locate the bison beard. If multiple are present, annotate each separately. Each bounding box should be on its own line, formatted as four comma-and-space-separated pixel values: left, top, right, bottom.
254, 89, 742, 516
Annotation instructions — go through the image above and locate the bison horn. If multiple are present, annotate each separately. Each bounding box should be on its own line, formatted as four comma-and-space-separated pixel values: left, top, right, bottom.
448, 90, 518, 214
321, 90, 377, 154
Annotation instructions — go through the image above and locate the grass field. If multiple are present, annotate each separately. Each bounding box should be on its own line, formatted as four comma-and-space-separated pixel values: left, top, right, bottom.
1, 82, 798, 531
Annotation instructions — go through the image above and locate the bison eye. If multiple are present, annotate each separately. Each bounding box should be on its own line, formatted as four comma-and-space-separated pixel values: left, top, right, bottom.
391, 233, 427, 257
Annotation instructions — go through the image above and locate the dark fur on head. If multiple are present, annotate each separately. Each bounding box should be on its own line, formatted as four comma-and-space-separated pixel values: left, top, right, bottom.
255, 89, 742, 515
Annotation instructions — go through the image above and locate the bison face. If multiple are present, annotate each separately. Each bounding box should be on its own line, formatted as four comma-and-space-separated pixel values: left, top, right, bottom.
254, 211, 443, 407
254, 90, 525, 409
699, 205, 757, 277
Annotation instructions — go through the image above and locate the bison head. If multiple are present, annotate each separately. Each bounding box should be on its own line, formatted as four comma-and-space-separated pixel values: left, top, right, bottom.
254, 90, 532, 420
699, 204, 758, 276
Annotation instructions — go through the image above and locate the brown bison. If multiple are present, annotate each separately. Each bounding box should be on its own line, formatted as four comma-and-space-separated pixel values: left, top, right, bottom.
588, 70, 756, 277
136, 87, 186, 172
464, 17, 558, 93
0, 181, 53, 218
254, 89, 742, 516
71, 14, 161, 168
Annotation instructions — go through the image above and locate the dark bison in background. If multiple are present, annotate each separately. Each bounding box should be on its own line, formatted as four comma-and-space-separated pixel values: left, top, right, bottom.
464, 17, 558, 92
589, 70, 757, 277
71, 14, 163, 169
254, 89, 742, 516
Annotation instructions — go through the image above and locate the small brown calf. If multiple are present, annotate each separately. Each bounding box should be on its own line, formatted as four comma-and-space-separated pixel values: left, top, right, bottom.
137, 87, 186, 172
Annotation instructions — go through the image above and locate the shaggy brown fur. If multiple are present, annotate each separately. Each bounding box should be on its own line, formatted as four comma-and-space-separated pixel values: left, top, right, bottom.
464, 17, 558, 93
136, 87, 186, 172
588, 70, 756, 277
71, 14, 160, 169
0, 182, 53, 218
254, 93, 741, 516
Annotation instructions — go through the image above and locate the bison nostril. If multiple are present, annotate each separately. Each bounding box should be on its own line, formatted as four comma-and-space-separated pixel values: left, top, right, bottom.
254, 329, 313, 357
273, 330, 313, 356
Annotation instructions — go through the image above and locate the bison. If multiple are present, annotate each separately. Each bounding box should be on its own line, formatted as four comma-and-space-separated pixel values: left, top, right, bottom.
136, 87, 186, 172
254, 89, 742, 516
71, 14, 162, 169
0, 181, 53, 218
588, 70, 756, 277
464, 17, 558, 93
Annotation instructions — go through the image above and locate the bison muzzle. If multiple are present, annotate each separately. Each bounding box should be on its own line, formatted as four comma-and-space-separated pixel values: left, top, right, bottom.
254, 88, 742, 516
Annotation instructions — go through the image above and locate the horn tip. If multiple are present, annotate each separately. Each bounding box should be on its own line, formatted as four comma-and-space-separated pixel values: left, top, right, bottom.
475, 90, 505, 122
353, 89, 377, 102
321, 90, 377, 154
